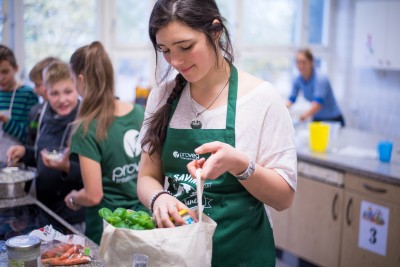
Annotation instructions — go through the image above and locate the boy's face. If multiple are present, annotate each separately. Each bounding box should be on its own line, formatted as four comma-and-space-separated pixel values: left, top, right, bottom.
33, 79, 47, 100
46, 78, 78, 117
0, 60, 17, 91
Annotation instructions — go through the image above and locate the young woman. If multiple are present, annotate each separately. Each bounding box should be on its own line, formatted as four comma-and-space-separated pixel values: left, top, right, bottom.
7, 61, 84, 228
64, 41, 146, 244
138, 0, 297, 266
287, 48, 345, 126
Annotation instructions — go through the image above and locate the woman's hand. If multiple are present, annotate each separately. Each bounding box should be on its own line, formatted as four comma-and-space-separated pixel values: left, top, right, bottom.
41, 147, 70, 173
187, 141, 249, 180
152, 194, 197, 228
6, 145, 26, 166
64, 190, 82, 211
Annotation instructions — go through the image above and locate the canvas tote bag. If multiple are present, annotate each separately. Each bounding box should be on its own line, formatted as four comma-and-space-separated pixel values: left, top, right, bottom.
98, 171, 217, 267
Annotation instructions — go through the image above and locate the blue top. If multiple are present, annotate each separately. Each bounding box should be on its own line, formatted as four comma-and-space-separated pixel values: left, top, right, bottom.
289, 70, 342, 120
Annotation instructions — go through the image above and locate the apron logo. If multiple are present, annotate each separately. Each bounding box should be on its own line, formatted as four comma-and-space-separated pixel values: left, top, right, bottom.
112, 163, 139, 183
123, 129, 141, 158
172, 151, 200, 161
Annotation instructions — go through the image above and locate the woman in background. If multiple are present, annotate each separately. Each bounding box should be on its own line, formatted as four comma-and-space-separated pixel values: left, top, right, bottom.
65, 41, 146, 244
287, 48, 345, 126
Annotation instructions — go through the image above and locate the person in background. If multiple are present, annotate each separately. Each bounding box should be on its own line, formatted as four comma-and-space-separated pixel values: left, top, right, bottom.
7, 61, 85, 231
286, 48, 345, 126
26, 56, 60, 146
0, 44, 38, 163
64, 41, 146, 244
137, 0, 297, 266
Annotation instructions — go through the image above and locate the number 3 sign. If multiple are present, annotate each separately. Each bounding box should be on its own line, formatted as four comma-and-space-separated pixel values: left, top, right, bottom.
358, 200, 390, 256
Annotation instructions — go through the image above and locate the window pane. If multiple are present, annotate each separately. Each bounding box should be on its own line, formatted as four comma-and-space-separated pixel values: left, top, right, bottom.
239, 56, 292, 98
216, 0, 236, 38
0, 0, 4, 42
308, 0, 326, 44
116, 0, 151, 45
24, 0, 97, 76
241, 0, 298, 45
115, 57, 151, 103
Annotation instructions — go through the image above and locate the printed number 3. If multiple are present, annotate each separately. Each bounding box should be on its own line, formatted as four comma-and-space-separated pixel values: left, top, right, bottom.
369, 227, 377, 244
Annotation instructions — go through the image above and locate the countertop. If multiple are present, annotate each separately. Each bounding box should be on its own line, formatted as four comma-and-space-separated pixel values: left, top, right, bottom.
0, 195, 103, 266
295, 124, 400, 186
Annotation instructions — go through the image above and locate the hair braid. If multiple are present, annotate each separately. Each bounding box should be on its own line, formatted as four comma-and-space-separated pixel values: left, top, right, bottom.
142, 73, 187, 155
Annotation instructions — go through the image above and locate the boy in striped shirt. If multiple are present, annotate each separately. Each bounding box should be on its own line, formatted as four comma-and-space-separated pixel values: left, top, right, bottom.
0, 44, 38, 163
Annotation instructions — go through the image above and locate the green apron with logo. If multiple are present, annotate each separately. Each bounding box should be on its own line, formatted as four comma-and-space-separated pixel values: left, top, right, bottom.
161, 65, 275, 266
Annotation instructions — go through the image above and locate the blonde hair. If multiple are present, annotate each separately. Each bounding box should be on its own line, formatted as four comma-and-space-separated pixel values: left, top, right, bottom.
42, 61, 71, 88
29, 57, 60, 82
69, 41, 115, 141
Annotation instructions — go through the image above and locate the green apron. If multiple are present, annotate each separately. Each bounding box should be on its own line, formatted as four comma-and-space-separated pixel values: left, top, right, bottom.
161, 65, 275, 266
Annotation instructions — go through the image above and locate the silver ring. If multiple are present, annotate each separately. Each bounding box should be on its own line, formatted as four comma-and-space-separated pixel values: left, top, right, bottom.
69, 197, 75, 206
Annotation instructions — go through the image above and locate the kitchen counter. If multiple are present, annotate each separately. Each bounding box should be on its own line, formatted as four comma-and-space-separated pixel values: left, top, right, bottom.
0, 195, 103, 266
295, 125, 400, 185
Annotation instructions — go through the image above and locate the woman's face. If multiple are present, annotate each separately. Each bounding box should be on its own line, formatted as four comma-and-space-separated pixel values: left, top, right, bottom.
156, 21, 216, 83
295, 52, 313, 79
46, 78, 79, 116
0, 60, 17, 91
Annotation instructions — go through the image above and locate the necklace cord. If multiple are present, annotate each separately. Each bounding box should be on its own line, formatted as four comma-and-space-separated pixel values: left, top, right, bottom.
189, 78, 229, 117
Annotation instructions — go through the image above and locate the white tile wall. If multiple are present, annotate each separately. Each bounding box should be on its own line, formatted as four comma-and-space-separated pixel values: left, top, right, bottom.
331, 0, 400, 140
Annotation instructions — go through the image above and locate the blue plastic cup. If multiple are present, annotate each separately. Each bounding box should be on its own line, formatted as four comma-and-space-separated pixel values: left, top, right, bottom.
377, 141, 393, 163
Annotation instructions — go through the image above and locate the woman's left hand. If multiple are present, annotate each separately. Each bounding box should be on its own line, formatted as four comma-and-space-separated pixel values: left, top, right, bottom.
187, 141, 248, 180
65, 190, 81, 211
41, 148, 70, 173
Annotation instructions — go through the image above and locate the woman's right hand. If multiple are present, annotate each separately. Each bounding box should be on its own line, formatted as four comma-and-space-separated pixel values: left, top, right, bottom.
6, 145, 26, 166
152, 193, 198, 228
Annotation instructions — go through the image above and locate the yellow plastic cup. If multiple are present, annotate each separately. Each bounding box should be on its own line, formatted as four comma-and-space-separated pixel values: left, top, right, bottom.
309, 122, 330, 153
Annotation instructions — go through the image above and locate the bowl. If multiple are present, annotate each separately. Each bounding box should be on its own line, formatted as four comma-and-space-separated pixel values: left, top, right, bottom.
43, 147, 66, 162
0, 168, 35, 199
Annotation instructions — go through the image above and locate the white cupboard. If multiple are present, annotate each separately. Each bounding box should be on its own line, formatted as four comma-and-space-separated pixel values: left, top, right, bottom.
353, 1, 400, 70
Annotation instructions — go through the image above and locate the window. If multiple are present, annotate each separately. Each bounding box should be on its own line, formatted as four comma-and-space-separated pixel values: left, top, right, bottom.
234, 0, 331, 98
23, 0, 97, 78
241, 0, 298, 46
0, 0, 4, 42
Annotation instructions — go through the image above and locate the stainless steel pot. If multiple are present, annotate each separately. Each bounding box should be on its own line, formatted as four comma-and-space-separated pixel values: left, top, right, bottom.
0, 167, 36, 199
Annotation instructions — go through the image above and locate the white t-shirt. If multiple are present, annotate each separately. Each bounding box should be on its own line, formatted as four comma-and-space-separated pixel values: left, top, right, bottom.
140, 78, 297, 191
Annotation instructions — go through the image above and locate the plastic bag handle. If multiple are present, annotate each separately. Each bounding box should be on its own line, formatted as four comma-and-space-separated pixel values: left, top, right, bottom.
196, 168, 204, 222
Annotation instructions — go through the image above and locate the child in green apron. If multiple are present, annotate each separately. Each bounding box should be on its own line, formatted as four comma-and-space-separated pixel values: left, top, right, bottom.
138, 1, 297, 266
64, 41, 147, 244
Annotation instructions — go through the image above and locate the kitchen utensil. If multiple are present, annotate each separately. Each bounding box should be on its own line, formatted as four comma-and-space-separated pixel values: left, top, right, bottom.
0, 167, 35, 199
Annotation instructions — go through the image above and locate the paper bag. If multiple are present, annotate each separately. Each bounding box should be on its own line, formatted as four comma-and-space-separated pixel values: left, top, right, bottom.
98, 173, 216, 267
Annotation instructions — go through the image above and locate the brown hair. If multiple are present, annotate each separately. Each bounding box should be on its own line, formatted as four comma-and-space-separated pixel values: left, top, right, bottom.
42, 61, 71, 88
0, 44, 17, 68
29, 57, 60, 82
297, 48, 314, 63
69, 41, 115, 141
142, 0, 234, 156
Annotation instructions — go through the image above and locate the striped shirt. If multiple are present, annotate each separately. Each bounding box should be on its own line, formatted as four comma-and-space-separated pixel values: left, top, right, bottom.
0, 85, 38, 143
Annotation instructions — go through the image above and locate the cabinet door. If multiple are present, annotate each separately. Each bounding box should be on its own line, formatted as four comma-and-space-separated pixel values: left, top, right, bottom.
287, 176, 343, 267
269, 205, 290, 250
341, 191, 400, 267
385, 2, 400, 69
353, 2, 386, 68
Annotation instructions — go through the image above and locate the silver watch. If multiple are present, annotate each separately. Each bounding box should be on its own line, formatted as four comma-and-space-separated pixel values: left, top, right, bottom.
235, 160, 255, 180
